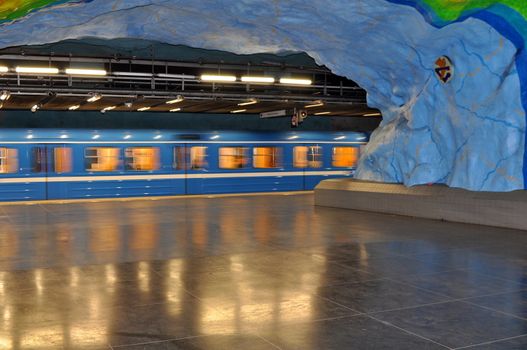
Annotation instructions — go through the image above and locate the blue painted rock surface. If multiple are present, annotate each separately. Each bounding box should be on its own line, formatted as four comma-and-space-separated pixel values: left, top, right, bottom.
0, 0, 524, 191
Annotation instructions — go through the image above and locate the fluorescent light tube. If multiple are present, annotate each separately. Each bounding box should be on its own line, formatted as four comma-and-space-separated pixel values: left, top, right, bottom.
157, 73, 196, 79
279, 78, 312, 85
113, 72, 153, 77
201, 74, 236, 82
241, 76, 275, 83
238, 99, 258, 106
166, 96, 184, 104
231, 109, 247, 114
65, 68, 106, 76
305, 101, 324, 108
87, 93, 102, 103
0, 91, 11, 101
16, 67, 59, 74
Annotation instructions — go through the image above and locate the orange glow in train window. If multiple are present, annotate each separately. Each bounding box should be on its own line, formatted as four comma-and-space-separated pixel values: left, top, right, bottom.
0, 148, 18, 173
219, 147, 248, 169
85, 147, 120, 172
54, 147, 72, 173
294, 145, 322, 168
190, 146, 208, 170
253, 147, 282, 168
125, 147, 160, 171
332, 147, 359, 168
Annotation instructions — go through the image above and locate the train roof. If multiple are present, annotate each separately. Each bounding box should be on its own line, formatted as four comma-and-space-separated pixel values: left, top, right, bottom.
0, 129, 369, 143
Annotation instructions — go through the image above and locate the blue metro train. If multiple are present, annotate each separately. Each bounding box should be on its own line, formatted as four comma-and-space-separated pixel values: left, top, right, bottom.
0, 129, 368, 201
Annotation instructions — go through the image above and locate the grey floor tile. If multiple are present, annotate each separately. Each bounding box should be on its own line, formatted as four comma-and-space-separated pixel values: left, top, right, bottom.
260, 315, 447, 350
463, 335, 527, 349
317, 279, 451, 313
113, 334, 278, 350
374, 301, 527, 348
398, 269, 525, 298
349, 255, 452, 278
466, 289, 527, 320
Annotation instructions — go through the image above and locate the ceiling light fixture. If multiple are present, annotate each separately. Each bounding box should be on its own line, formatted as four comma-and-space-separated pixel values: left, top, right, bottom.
363, 112, 381, 117
102, 106, 116, 112
16, 67, 59, 74
201, 74, 237, 82
237, 98, 258, 106
334, 136, 346, 140
157, 73, 196, 79
166, 96, 184, 104
92, 134, 100, 140
154, 135, 162, 140
137, 107, 151, 112
68, 105, 80, 111
87, 93, 102, 103
305, 100, 324, 108
231, 109, 247, 114
169, 108, 181, 112
31, 104, 40, 113
241, 76, 275, 83
65, 68, 107, 76
0, 91, 11, 101
124, 135, 131, 140
113, 72, 153, 77
0, 67, 8, 73
279, 78, 312, 85
315, 111, 331, 115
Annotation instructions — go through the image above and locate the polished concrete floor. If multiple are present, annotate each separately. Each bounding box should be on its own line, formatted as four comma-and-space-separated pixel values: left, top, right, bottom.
1, 193, 527, 349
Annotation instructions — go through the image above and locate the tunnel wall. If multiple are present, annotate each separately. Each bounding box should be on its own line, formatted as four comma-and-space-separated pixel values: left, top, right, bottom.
0, 0, 525, 191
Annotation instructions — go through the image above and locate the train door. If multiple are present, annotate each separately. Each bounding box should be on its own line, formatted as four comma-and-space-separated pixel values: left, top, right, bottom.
31, 144, 73, 199
169, 144, 187, 195
185, 143, 209, 194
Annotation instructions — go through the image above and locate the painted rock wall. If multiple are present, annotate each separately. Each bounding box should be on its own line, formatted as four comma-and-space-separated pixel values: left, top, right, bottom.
0, 0, 525, 191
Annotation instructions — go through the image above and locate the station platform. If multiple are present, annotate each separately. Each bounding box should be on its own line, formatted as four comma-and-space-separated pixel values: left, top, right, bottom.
315, 179, 527, 230
0, 193, 527, 349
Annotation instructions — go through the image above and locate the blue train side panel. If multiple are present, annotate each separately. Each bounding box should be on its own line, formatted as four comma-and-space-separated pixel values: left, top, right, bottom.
0, 129, 368, 201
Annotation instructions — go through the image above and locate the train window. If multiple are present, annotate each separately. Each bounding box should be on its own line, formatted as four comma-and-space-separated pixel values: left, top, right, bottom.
0, 148, 18, 174
31, 147, 46, 173
125, 147, 160, 171
173, 147, 185, 170
85, 147, 120, 172
253, 147, 282, 168
54, 147, 72, 173
294, 146, 323, 168
332, 147, 359, 167
219, 147, 248, 169
190, 146, 208, 169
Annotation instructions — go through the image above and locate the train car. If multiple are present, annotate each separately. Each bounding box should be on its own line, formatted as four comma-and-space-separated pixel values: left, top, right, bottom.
0, 129, 368, 201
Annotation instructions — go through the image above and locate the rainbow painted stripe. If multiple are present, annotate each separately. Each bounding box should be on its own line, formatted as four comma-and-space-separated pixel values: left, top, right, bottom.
0, 0, 89, 23
421, 1, 526, 23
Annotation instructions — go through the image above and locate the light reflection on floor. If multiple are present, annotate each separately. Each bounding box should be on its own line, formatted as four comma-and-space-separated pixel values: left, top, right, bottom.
0, 194, 526, 349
